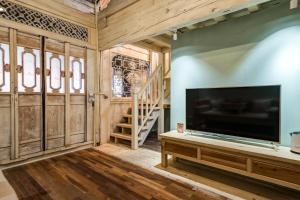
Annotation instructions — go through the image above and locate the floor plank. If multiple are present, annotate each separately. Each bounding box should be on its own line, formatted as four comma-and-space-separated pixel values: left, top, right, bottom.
3, 149, 229, 200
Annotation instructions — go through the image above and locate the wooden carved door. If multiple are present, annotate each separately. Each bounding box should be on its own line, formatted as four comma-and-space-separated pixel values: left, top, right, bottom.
0, 28, 89, 162
68, 45, 87, 145
16, 32, 43, 157
0, 27, 13, 162
15, 34, 87, 157
45, 39, 66, 150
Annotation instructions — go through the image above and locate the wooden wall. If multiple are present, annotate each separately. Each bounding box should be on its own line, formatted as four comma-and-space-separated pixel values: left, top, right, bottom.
97, 0, 272, 49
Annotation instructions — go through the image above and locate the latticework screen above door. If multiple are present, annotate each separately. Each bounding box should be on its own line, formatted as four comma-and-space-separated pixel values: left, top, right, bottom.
0, 0, 88, 41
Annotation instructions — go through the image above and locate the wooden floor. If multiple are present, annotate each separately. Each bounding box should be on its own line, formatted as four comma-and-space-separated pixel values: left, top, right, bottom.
3, 149, 229, 200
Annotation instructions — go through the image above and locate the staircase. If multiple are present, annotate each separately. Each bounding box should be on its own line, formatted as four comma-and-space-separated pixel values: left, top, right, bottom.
111, 65, 164, 149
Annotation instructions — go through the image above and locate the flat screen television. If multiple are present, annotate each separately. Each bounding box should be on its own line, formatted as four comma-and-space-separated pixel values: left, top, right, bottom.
186, 86, 280, 142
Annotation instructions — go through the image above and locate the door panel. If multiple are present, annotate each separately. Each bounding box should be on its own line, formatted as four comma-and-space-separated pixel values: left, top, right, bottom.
69, 45, 87, 145
16, 33, 42, 157
0, 27, 13, 162
45, 39, 66, 150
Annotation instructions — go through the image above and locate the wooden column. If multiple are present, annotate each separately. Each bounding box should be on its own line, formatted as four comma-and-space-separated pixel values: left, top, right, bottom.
132, 93, 139, 150
158, 66, 164, 135
9, 28, 17, 159
64, 43, 71, 146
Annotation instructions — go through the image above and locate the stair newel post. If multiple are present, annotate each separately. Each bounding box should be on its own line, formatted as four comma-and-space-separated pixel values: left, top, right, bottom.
146, 86, 149, 118
132, 93, 139, 149
158, 66, 164, 135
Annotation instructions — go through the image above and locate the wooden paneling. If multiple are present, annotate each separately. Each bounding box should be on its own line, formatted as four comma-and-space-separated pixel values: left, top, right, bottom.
18, 106, 41, 142
252, 160, 300, 185
70, 105, 85, 134
46, 39, 65, 54
70, 45, 86, 58
0, 94, 11, 161
70, 133, 85, 144
16, 32, 40, 49
0, 107, 11, 147
0, 147, 10, 161
0, 27, 9, 42
47, 137, 65, 149
70, 94, 86, 143
19, 141, 41, 156
46, 105, 65, 138
201, 148, 247, 171
98, 0, 271, 49
165, 142, 198, 158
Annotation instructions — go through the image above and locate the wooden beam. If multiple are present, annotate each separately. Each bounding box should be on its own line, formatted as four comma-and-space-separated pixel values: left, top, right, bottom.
98, 0, 271, 49
60, 0, 95, 14
147, 35, 171, 48
133, 41, 163, 52
98, 0, 139, 19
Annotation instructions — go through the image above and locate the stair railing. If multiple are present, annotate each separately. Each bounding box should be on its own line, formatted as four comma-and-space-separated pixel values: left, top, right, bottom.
131, 65, 163, 149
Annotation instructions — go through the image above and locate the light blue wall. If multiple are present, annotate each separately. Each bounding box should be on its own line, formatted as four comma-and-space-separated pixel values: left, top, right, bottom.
171, 1, 300, 146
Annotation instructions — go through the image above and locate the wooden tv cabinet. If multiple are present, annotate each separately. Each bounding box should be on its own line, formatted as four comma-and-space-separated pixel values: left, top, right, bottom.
160, 131, 300, 191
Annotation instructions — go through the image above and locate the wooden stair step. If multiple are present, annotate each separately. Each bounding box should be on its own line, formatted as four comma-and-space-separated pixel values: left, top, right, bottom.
123, 114, 154, 120
111, 133, 131, 141
116, 123, 132, 129
116, 123, 148, 130
138, 106, 160, 110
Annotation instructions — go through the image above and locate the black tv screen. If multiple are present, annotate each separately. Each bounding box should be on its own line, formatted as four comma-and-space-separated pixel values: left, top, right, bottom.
186, 86, 280, 142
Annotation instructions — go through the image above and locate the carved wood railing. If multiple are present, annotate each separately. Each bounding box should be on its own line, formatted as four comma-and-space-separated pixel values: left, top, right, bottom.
131, 65, 163, 149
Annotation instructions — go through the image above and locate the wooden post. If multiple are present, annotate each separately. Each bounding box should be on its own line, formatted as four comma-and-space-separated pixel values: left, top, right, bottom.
10, 28, 17, 159
161, 140, 168, 167
158, 66, 164, 136
64, 43, 71, 146
132, 93, 139, 149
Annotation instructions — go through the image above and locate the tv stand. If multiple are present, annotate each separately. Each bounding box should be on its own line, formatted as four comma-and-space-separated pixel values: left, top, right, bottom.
160, 131, 300, 191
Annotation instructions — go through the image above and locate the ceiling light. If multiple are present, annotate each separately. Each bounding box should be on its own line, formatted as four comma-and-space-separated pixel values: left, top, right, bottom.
173, 30, 178, 41
290, 0, 298, 9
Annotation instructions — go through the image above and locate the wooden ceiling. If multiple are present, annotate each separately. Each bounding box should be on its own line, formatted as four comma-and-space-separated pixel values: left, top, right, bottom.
135, 0, 283, 51
61, 0, 96, 14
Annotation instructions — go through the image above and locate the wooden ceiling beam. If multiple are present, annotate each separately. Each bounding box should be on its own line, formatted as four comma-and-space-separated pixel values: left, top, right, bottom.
98, 0, 272, 49
98, 0, 139, 19
146, 35, 171, 48
133, 41, 163, 52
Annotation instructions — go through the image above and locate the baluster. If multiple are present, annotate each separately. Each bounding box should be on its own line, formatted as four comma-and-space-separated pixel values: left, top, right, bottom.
141, 92, 144, 126
146, 86, 149, 118
150, 80, 153, 111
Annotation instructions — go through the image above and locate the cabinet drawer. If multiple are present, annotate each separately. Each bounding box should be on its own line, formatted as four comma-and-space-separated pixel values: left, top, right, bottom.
252, 161, 300, 185
201, 148, 247, 170
165, 142, 197, 158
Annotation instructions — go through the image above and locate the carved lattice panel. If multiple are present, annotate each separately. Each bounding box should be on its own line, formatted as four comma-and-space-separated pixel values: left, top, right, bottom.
46, 52, 65, 93
112, 55, 150, 97
0, 43, 10, 92
0, 0, 88, 41
70, 56, 85, 94
17, 46, 41, 93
